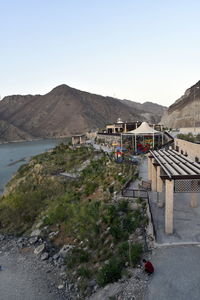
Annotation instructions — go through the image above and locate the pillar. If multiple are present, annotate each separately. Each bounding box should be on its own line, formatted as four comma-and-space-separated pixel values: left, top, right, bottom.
151, 161, 157, 191
147, 155, 152, 181
124, 123, 127, 133
190, 193, 198, 208
157, 166, 164, 207
165, 180, 174, 234
157, 166, 163, 192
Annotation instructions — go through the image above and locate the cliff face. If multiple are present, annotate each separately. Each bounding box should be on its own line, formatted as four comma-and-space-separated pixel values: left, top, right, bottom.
0, 84, 166, 142
161, 81, 200, 128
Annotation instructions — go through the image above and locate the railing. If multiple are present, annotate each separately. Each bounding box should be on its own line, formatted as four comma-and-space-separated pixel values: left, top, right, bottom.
122, 188, 148, 199
122, 187, 157, 241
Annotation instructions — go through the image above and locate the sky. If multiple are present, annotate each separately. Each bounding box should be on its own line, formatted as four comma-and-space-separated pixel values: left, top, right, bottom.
0, 0, 200, 106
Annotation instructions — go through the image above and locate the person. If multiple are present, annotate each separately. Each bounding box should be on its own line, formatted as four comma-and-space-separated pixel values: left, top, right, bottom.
143, 259, 154, 275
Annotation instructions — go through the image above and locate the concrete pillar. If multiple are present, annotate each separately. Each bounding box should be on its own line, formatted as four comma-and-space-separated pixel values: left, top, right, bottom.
190, 193, 198, 208
157, 166, 164, 207
157, 166, 163, 192
124, 123, 127, 133
165, 180, 174, 234
147, 155, 152, 181
151, 161, 157, 191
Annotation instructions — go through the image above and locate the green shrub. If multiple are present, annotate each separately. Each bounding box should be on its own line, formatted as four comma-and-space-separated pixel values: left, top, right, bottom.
84, 182, 98, 196
97, 258, 123, 286
67, 248, 90, 268
130, 243, 143, 266
77, 266, 91, 278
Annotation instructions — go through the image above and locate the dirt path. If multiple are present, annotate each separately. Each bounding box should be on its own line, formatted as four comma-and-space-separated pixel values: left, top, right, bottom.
0, 239, 67, 300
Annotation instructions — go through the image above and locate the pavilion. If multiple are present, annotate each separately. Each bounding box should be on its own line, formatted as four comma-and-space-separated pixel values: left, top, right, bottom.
121, 122, 163, 153
148, 149, 200, 234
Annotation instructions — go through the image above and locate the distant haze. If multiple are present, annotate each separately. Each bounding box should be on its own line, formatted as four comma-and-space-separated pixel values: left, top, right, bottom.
1, 1, 200, 106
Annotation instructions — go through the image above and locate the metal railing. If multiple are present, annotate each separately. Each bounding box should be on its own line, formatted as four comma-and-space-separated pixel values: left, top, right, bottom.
122, 187, 157, 241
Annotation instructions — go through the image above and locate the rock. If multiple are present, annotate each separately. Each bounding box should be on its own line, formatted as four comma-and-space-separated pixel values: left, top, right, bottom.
59, 244, 74, 258
53, 253, 60, 260
0, 234, 5, 241
30, 229, 41, 237
58, 284, 65, 290
88, 280, 96, 288
34, 243, 45, 255
41, 252, 49, 261
29, 236, 38, 245
49, 231, 59, 239
35, 221, 43, 229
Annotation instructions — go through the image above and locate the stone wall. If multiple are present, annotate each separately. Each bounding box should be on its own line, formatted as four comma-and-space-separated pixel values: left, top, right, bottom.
96, 133, 121, 144
174, 138, 200, 162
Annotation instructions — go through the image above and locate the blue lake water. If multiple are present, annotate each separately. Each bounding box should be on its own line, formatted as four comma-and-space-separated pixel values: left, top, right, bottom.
0, 138, 69, 193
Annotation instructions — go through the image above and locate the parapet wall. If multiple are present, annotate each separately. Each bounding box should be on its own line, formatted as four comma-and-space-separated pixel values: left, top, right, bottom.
174, 138, 200, 162
97, 133, 121, 144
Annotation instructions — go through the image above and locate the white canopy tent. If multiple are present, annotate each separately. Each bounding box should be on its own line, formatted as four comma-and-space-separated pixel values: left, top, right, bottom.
121, 122, 163, 152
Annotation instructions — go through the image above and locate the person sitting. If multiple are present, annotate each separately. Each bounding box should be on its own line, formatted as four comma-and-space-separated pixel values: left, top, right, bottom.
143, 259, 154, 275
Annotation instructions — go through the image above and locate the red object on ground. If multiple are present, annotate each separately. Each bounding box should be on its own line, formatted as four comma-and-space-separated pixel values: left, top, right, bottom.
145, 261, 154, 273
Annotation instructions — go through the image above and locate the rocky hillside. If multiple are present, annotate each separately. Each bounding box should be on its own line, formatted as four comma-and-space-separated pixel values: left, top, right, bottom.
0, 85, 166, 142
161, 81, 200, 128
121, 99, 167, 124
0, 144, 148, 298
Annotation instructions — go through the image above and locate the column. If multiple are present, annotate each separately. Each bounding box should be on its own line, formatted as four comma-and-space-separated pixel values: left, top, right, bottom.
157, 166, 163, 192
151, 160, 157, 191
147, 155, 152, 181
190, 193, 198, 208
157, 166, 164, 207
124, 123, 127, 133
165, 180, 174, 234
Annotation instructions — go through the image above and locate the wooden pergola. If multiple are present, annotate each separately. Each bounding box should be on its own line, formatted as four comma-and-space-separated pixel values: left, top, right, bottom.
148, 149, 200, 234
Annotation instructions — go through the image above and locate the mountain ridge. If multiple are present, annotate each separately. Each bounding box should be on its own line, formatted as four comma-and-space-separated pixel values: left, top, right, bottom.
0, 84, 166, 142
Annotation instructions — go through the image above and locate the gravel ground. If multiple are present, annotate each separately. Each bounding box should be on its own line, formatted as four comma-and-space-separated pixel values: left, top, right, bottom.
0, 237, 70, 300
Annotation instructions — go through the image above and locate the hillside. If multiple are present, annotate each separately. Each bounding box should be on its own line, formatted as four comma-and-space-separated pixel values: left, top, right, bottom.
0, 85, 166, 142
0, 144, 147, 298
161, 81, 200, 128
121, 99, 167, 124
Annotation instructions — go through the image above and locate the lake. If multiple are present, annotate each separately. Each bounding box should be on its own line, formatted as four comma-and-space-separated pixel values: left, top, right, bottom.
0, 138, 69, 194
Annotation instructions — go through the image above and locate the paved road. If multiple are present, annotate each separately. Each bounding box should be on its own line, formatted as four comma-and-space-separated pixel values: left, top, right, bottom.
145, 245, 200, 300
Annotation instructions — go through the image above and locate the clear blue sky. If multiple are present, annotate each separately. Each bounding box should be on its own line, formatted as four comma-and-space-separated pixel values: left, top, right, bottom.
1, 0, 200, 106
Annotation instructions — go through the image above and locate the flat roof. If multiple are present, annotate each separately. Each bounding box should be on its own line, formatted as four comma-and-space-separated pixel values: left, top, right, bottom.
150, 149, 200, 179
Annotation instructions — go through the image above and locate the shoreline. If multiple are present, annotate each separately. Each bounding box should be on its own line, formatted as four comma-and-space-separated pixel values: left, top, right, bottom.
0, 135, 71, 146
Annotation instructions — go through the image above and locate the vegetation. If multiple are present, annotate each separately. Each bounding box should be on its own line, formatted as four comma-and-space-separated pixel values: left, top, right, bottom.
0, 143, 147, 295
177, 133, 200, 143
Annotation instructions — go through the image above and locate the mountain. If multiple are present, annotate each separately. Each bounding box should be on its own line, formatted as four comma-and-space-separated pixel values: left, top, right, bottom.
120, 99, 166, 123
161, 81, 200, 128
0, 84, 166, 142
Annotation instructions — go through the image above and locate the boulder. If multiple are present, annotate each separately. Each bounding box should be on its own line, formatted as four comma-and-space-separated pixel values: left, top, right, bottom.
41, 252, 49, 261
30, 229, 41, 237
34, 243, 45, 255
59, 244, 74, 258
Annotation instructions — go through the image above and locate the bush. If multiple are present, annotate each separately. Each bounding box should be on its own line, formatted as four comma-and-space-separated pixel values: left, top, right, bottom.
97, 258, 123, 286
67, 248, 90, 268
77, 266, 91, 278
130, 243, 143, 266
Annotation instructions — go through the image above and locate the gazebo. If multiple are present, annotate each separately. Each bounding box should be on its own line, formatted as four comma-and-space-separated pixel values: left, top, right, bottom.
121, 122, 163, 153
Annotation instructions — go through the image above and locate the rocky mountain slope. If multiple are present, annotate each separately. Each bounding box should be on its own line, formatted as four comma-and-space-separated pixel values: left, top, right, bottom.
0, 85, 166, 142
161, 81, 200, 128
121, 99, 166, 124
